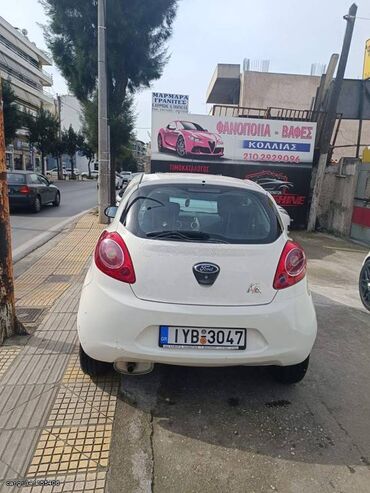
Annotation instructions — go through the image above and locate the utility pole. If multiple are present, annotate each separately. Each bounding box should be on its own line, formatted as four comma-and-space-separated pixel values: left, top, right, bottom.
57, 95, 63, 181
0, 82, 23, 345
307, 3, 357, 231
98, 0, 110, 223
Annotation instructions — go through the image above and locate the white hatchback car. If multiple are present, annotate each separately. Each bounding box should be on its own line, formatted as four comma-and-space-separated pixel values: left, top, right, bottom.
77, 173, 317, 384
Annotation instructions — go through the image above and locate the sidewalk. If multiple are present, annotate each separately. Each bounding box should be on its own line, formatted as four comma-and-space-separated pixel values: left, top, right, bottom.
0, 212, 119, 493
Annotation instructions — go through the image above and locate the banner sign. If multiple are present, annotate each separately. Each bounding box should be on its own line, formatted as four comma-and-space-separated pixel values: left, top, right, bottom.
152, 111, 316, 164
152, 93, 189, 112
150, 159, 312, 228
151, 111, 316, 227
363, 39, 370, 80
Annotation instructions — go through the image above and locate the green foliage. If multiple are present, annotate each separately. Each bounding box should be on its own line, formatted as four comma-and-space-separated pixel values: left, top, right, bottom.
24, 106, 59, 162
2, 80, 23, 146
41, 0, 178, 163
42, 0, 178, 102
61, 125, 85, 179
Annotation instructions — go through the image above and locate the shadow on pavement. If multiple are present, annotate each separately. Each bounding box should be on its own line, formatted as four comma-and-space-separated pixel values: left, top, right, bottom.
119, 293, 370, 468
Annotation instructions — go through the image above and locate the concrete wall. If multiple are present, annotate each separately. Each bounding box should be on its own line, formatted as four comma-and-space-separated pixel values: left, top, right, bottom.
317, 159, 359, 236
240, 71, 320, 111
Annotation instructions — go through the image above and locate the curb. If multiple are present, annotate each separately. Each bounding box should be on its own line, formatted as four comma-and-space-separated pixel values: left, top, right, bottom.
12, 208, 94, 264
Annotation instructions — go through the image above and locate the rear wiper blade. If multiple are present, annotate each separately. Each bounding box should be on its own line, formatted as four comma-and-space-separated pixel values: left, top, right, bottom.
146, 230, 210, 240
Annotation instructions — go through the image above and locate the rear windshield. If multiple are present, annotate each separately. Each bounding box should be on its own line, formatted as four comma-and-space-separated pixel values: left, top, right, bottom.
123, 183, 281, 244
7, 173, 26, 185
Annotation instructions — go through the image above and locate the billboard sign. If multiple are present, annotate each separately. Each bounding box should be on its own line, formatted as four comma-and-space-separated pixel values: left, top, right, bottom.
151, 111, 317, 228
151, 159, 312, 228
152, 93, 189, 113
363, 39, 370, 80
152, 112, 316, 164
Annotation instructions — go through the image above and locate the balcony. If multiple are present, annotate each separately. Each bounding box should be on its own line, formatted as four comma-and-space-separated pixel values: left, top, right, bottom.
206, 64, 241, 105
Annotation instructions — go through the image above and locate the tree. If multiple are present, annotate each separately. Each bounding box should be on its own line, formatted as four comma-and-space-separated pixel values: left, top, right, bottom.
41, 0, 178, 165
80, 140, 95, 178
61, 125, 84, 179
2, 80, 23, 146
24, 106, 59, 174
0, 83, 24, 344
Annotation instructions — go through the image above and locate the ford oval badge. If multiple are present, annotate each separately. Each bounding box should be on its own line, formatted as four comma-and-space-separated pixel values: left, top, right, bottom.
193, 263, 220, 285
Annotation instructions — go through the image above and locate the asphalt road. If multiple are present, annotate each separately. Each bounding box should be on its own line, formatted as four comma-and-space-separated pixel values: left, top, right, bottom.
10, 180, 98, 261
107, 233, 370, 493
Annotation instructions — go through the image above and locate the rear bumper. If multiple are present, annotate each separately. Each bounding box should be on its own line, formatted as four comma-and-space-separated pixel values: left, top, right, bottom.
77, 266, 317, 367
9, 195, 34, 207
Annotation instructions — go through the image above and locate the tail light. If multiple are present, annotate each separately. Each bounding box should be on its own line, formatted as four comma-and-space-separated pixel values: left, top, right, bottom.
19, 186, 30, 194
94, 231, 136, 283
273, 241, 306, 290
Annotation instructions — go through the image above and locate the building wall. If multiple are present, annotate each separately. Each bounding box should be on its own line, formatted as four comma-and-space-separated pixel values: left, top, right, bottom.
239, 71, 320, 111
317, 159, 359, 236
0, 15, 54, 171
209, 66, 370, 163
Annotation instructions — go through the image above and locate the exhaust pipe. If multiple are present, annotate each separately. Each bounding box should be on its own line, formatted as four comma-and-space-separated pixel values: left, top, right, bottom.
114, 360, 154, 375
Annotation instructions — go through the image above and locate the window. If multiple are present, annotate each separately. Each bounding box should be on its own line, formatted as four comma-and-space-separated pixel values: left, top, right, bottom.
7, 173, 25, 185
179, 122, 206, 131
29, 174, 40, 185
37, 175, 50, 186
124, 183, 281, 244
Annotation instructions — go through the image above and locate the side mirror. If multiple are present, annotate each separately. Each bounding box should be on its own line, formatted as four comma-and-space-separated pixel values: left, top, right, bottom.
48, 180, 54, 185
104, 206, 118, 218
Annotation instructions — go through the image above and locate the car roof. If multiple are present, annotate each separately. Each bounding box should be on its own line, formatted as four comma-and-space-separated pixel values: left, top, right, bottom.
7, 170, 35, 175
140, 173, 266, 193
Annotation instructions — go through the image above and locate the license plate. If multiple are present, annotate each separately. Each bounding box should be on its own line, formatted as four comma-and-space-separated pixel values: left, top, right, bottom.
159, 326, 246, 350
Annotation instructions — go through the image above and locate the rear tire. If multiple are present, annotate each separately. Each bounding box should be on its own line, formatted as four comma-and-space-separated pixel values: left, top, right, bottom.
359, 259, 370, 311
33, 195, 41, 213
272, 356, 309, 384
53, 192, 60, 207
79, 345, 112, 377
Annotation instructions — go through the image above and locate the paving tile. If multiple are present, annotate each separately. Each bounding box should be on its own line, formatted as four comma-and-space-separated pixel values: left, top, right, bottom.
27, 424, 112, 477
21, 331, 78, 356
47, 381, 118, 428
0, 429, 41, 480
0, 347, 22, 380
18, 471, 106, 493
17, 283, 71, 308
1, 354, 70, 386
37, 313, 77, 333
0, 384, 58, 430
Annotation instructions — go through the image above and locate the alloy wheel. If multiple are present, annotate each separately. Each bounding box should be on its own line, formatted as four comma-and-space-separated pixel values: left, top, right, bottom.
176, 136, 186, 157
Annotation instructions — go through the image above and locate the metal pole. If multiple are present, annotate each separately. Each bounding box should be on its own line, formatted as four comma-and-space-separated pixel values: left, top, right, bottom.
0, 82, 22, 344
355, 80, 364, 158
98, 0, 110, 223
307, 3, 357, 232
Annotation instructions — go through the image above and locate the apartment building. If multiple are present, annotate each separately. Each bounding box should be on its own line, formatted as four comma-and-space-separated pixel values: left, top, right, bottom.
0, 15, 54, 170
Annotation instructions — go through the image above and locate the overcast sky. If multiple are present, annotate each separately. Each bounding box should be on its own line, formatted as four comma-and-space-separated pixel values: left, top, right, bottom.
1, 0, 370, 142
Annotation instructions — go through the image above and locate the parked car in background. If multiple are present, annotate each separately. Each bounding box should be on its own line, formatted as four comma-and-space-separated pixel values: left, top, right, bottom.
7, 171, 61, 213
81, 170, 99, 179
117, 171, 132, 188
78, 173, 317, 384
65, 168, 80, 178
46, 168, 67, 179
359, 252, 370, 311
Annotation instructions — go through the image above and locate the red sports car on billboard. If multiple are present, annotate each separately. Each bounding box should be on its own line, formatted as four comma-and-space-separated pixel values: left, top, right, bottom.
158, 120, 224, 158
